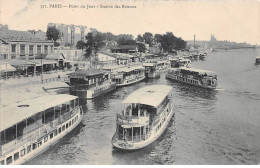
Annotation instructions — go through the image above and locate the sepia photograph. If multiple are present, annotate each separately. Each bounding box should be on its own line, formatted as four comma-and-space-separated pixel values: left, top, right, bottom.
0, 0, 259, 165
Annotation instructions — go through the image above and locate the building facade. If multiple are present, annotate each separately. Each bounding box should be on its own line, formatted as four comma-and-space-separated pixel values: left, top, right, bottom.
0, 26, 54, 60
47, 23, 88, 47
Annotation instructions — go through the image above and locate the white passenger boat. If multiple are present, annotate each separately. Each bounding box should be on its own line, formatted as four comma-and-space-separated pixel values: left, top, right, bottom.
166, 67, 218, 89
111, 65, 145, 86
143, 62, 160, 78
0, 94, 83, 165
112, 85, 174, 150
255, 56, 260, 65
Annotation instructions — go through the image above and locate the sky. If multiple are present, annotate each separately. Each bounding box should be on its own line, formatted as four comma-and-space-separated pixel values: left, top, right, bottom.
0, 0, 259, 44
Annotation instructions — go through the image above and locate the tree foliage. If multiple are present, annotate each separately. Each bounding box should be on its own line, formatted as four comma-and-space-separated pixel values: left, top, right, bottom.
137, 43, 146, 53
143, 32, 153, 47
136, 34, 144, 42
84, 32, 105, 59
76, 40, 86, 50
46, 26, 60, 42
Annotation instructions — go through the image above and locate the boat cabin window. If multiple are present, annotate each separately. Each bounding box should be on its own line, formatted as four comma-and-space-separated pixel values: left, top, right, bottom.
54, 130, 57, 136
20, 149, 25, 157
69, 121, 72, 127
45, 107, 55, 123
66, 123, 68, 129
27, 145, 31, 153
75, 98, 79, 107
0, 160, 4, 165
62, 125, 65, 131
50, 133, 54, 139
70, 99, 75, 109
58, 127, 61, 134
32, 143, 37, 150
38, 140, 42, 147
61, 104, 67, 116
5, 125, 16, 145
17, 120, 26, 139
54, 105, 61, 119
14, 152, 19, 161
44, 136, 48, 143
6, 156, 12, 165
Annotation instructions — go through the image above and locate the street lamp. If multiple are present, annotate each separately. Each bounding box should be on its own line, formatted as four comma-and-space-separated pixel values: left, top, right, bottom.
41, 53, 43, 83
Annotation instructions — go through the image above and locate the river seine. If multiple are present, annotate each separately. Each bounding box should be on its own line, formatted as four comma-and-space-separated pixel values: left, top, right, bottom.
27, 49, 260, 165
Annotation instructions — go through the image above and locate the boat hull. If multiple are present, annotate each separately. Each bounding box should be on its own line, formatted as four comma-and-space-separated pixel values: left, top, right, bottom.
116, 76, 145, 87
86, 83, 116, 99
111, 105, 174, 150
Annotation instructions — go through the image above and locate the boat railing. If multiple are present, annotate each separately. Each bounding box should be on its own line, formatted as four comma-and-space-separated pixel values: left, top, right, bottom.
116, 133, 148, 143
117, 112, 150, 125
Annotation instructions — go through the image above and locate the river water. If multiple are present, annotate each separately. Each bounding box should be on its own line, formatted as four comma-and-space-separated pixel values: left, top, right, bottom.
27, 49, 260, 165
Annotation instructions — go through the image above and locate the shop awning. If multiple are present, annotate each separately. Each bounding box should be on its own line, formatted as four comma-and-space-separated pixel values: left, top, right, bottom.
0, 63, 16, 72
29, 59, 58, 66
2, 59, 36, 67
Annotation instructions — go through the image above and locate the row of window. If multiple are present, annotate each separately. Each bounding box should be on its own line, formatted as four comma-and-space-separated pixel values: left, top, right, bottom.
11, 45, 53, 55
176, 76, 199, 85
0, 114, 79, 165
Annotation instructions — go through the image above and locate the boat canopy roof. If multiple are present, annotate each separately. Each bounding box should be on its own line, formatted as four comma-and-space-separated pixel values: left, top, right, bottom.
171, 67, 216, 76
69, 69, 105, 78
256, 56, 260, 59
116, 65, 144, 73
142, 63, 155, 67
0, 94, 78, 132
122, 85, 172, 107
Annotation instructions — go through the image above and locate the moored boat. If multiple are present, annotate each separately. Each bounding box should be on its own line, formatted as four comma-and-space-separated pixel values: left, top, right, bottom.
69, 69, 116, 99
0, 94, 83, 165
143, 62, 160, 78
111, 65, 145, 86
111, 85, 174, 150
166, 67, 218, 89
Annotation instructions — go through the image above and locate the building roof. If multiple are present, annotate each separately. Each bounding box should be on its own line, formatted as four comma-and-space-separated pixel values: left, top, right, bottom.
118, 45, 137, 50
0, 62, 16, 72
69, 69, 105, 78
98, 51, 117, 58
108, 45, 137, 50
122, 85, 172, 107
45, 53, 65, 60
0, 29, 52, 43
116, 65, 144, 73
0, 94, 78, 132
0, 59, 36, 67
29, 59, 58, 66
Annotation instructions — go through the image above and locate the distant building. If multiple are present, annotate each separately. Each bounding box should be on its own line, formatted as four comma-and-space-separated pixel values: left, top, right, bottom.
105, 44, 138, 53
0, 25, 54, 60
54, 47, 83, 61
47, 23, 89, 47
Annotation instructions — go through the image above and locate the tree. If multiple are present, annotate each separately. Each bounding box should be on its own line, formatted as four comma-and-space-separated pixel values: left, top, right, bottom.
160, 32, 177, 53
76, 40, 85, 50
46, 26, 60, 46
137, 43, 146, 53
154, 34, 163, 44
143, 32, 153, 47
84, 32, 105, 61
136, 34, 144, 42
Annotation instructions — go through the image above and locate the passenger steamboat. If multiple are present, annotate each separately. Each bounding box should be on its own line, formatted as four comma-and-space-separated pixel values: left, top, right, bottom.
166, 67, 218, 89
112, 85, 174, 150
0, 94, 83, 165
111, 65, 145, 86
143, 62, 160, 78
69, 69, 116, 99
